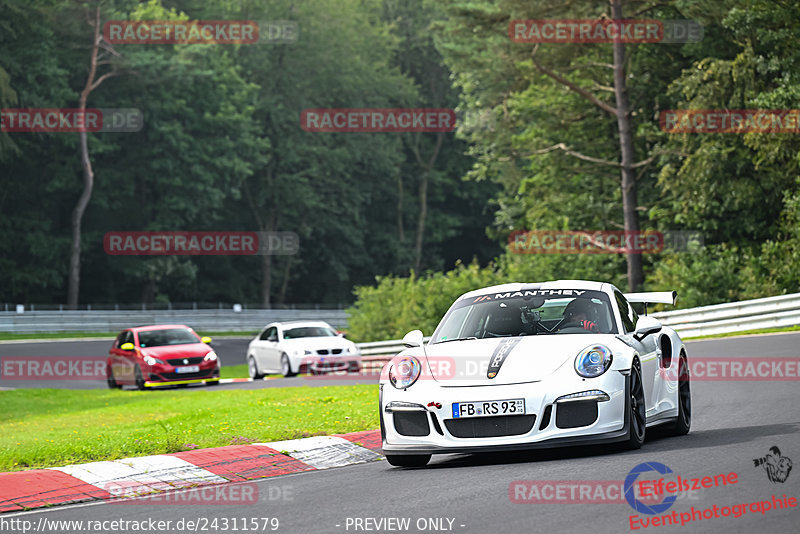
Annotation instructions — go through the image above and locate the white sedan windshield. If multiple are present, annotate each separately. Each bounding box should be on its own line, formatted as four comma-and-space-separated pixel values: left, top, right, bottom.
283, 326, 337, 339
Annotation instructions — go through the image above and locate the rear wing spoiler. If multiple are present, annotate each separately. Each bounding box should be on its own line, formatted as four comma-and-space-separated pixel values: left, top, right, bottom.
623, 291, 677, 313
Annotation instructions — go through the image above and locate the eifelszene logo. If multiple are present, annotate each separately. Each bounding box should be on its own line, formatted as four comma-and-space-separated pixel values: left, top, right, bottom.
753, 446, 793, 483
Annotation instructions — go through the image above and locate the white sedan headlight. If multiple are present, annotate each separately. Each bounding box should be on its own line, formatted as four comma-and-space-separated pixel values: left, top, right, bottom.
575, 345, 612, 378
203, 351, 218, 362
389, 356, 421, 389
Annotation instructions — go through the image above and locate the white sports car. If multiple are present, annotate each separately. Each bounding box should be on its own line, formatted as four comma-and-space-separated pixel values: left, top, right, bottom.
247, 320, 361, 378
379, 280, 690, 467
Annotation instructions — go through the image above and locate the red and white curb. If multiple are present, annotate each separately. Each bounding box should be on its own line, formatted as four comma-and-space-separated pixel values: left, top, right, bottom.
0, 430, 382, 513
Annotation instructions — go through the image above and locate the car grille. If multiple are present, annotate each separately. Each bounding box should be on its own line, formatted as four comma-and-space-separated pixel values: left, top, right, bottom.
444, 415, 536, 438
316, 349, 344, 355
166, 357, 204, 366
555, 400, 598, 429
159, 370, 215, 380
394, 412, 431, 437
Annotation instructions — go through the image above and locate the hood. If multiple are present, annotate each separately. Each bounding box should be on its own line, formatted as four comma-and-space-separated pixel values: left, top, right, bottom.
422, 334, 622, 386
140, 343, 212, 359
281, 336, 356, 352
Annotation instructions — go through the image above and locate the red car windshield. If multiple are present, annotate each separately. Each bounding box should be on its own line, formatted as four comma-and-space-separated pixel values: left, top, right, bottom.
138, 328, 199, 348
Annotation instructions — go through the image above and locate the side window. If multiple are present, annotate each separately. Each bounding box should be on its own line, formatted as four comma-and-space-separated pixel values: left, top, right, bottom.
123, 331, 134, 345
614, 291, 636, 333
261, 327, 277, 341
114, 332, 124, 348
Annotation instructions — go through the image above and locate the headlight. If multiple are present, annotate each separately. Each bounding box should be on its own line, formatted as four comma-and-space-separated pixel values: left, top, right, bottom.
203, 351, 218, 362
575, 345, 612, 378
304, 350, 313, 355
346, 346, 358, 354
143, 355, 165, 365
389, 356, 421, 389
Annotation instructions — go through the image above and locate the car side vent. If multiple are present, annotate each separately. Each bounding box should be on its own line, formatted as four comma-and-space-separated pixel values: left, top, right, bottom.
539, 404, 552, 430
430, 412, 444, 436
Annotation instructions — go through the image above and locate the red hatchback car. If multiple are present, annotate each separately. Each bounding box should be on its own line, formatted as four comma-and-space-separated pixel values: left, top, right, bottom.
107, 324, 220, 389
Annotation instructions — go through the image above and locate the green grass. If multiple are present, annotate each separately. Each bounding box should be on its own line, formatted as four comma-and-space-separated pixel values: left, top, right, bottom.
0, 385, 378, 472
0, 331, 254, 341
684, 324, 800, 340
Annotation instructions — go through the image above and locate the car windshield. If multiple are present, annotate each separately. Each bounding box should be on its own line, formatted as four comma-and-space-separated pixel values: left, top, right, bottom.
138, 328, 199, 347
431, 290, 617, 343
283, 326, 337, 339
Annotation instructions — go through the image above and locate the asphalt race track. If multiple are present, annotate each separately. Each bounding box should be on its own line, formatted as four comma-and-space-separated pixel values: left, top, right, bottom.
0, 337, 376, 389
2, 332, 799, 533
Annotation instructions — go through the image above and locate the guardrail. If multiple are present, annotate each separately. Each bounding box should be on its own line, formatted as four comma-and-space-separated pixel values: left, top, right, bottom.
651, 292, 800, 338
354, 292, 800, 367
0, 309, 349, 333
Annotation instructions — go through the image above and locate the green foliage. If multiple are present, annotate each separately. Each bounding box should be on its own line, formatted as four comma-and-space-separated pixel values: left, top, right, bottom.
0, 385, 377, 471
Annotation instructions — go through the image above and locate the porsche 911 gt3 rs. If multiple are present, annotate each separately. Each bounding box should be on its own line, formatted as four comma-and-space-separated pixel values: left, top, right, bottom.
379, 280, 691, 467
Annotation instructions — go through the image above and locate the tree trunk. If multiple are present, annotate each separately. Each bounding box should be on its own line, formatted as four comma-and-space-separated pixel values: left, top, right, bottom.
68, 128, 94, 308
277, 256, 293, 305
397, 174, 405, 243
414, 174, 428, 272
67, 8, 101, 309
67, 7, 122, 308
260, 252, 272, 309
611, 0, 643, 291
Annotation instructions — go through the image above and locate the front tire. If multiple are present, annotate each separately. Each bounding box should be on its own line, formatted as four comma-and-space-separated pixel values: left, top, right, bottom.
248, 356, 264, 379
281, 354, 296, 377
623, 358, 646, 449
666, 352, 691, 436
385, 454, 431, 467
106, 366, 121, 389
134, 365, 147, 391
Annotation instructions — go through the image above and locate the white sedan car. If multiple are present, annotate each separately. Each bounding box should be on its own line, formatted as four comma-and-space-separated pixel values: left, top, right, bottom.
247, 320, 361, 378
380, 280, 691, 467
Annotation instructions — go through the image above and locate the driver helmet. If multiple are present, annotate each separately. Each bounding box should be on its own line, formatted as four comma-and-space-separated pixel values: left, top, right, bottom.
563, 298, 600, 324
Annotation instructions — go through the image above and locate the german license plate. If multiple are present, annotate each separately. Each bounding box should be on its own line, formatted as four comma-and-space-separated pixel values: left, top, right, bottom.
452, 398, 525, 418
175, 365, 200, 374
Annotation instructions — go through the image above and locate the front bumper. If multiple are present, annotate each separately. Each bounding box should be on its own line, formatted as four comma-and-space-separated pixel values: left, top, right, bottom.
146, 361, 220, 383
380, 370, 629, 455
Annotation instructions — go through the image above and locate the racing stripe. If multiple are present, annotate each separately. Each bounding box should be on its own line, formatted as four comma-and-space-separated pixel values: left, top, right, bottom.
487, 337, 522, 378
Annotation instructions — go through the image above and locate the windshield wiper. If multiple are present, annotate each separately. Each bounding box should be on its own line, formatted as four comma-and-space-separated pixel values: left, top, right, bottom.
433, 336, 477, 344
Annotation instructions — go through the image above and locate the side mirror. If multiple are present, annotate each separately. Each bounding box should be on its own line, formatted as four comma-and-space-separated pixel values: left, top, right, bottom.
201, 336, 213, 344
120, 342, 135, 351
634, 316, 662, 339
337, 332, 347, 338
402, 329, 424, 349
